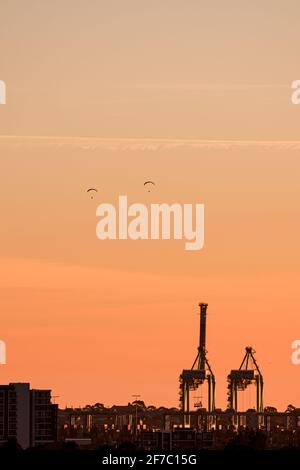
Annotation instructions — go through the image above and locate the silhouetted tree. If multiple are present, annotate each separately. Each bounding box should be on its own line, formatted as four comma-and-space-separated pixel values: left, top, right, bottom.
264, 406, 277, 413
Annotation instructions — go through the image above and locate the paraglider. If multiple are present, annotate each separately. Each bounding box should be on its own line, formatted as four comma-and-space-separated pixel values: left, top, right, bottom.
87, 188, 98, 199
144, 181, 155, 192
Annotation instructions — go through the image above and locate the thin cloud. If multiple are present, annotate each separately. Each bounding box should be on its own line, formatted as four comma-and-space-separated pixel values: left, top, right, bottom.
0, 135, 300, 151
133, 83, 289, 91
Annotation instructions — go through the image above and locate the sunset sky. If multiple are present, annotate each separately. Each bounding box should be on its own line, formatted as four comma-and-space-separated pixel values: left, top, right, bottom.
0, 1, 300, 411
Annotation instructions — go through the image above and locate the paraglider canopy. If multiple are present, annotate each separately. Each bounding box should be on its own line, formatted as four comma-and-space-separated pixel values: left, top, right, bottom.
144, 181, 155, 192
87, 188, 98, 199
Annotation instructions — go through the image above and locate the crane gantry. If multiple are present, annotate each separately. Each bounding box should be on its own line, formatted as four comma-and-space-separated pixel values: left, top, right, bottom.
227, 346, 264, 413
179, 303, 216, 427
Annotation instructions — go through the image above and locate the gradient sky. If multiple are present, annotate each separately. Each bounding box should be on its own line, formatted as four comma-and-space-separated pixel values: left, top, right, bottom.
0, 1, 300, 411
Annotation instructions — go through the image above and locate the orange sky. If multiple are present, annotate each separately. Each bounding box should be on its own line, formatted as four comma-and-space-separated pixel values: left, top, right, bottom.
0, 139, 299, 410
0, 1, 300, 411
